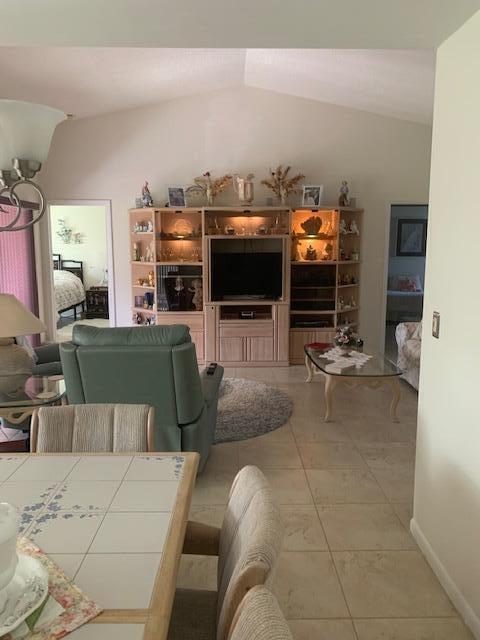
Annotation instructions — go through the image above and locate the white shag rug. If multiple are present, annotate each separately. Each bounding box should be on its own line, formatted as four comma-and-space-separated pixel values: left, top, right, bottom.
214, 377, 293, 443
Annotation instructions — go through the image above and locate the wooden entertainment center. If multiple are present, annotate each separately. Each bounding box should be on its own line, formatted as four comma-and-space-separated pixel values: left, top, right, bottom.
129, 205, 362, 365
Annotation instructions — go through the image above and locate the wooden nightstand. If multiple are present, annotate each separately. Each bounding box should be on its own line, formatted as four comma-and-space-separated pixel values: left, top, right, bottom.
86, 286, 109, 319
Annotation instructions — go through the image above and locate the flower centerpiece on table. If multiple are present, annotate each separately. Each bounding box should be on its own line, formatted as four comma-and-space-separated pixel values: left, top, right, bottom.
334, 325, 357, 352
261, 165, 305, 205
186, 171, 231, 206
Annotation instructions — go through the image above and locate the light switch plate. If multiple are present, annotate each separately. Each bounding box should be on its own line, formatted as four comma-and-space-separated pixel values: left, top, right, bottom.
432, 311, 440, 338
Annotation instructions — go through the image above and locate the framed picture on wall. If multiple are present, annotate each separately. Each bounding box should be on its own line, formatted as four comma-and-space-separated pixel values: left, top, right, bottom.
167, 186, 187, 208
302, 185, 324, 207
396, 218, 428, 256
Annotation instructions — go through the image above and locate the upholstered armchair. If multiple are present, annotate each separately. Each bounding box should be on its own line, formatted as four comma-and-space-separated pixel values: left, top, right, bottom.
59, 324, 223, 471
396, 321, 422, 390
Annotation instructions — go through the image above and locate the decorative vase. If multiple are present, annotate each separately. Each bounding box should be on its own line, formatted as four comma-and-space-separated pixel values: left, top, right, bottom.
233, 175, 254, 205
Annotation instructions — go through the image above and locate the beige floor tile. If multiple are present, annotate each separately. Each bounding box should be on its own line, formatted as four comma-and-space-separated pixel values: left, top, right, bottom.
238, 440, 302, 469
298, 442, 366, 469
203, 442, 239, 473
288, 619, 356, 640
354, 618, 474, 640
392, 502, 413, 531
318, 504, 416, 550
262, 469, 313, 505
306, 469, 386, 504
357, 442, 416, 468
290, 419, 353, 443
176, 555, 218, 591
252, 423, 296, 444
188, 505, 226, 528
344, 419, 416, 444
333, 550, 457, 617
280, 505, 328, 551
192, 470, 237, 505
273, 551, 349, 619
370, 464, 415, 503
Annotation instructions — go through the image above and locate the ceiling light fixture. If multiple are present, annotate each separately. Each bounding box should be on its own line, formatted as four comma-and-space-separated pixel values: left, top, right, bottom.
0, 100, 65, 232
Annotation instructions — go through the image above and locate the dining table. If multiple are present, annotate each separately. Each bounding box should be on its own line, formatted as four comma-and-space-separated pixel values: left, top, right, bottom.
0, 451, 199, 639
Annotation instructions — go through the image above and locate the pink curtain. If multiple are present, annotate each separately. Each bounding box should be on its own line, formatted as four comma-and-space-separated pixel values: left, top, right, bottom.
0, 205, 40, 344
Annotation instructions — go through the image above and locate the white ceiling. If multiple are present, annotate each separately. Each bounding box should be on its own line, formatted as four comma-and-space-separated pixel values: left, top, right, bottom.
1, 0, 479, 48
0, 48, 435, 124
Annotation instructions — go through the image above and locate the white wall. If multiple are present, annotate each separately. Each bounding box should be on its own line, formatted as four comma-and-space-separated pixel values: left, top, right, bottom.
40, 86, 431, 349
412, 10, 480, 638
50, 205, 108, 290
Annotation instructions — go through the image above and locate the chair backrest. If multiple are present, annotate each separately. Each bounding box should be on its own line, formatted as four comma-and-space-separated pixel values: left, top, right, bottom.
30, 404, 154, 453
59, 324, 205, 451
227, 586, 293, 640
216, 466, 284, 640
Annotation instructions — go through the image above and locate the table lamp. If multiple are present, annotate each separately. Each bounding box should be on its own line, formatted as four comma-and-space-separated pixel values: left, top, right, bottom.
0, 294, 46, 375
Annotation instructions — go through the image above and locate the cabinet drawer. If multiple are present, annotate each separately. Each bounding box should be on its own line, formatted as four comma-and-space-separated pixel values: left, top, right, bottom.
219, 322, 274, 339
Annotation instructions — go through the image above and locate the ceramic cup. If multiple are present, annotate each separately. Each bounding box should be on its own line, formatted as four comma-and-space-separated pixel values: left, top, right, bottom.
0, 503, 19, 613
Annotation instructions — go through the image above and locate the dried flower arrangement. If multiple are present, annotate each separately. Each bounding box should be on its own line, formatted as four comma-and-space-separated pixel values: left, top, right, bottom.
334, 325, 357, 348
261, 165, 305, 204
186, 171, 232, 205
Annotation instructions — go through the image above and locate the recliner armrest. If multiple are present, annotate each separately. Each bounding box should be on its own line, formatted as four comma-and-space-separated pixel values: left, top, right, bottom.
200, 365, 224, 407
35, 343, 60, 365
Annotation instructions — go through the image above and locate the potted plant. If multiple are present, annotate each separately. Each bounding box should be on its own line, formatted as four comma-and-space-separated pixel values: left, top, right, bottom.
334, 325, 357, 354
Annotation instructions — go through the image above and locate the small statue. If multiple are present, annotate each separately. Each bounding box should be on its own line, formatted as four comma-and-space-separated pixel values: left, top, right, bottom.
338, 297, 345, 310
142, 181, 154, 208
300, 216, 322, 236
146, 220, 154, 232
174, 276, 184, 293
189, 278, 203, 310
324, 243, 334, 260
145, 241, 154, 263
339, 219, 348, 234
132, 242, 140, 262
349, 219, 360, 235
338, 180, 350, 207
256, 224, 268, 235
225, 224, 235, 235
305, 245, 318, 261
147, 270, 155, 287
291, 234, 303, 261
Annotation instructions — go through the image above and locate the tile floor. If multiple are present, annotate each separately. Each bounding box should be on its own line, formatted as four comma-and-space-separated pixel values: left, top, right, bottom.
181, 365, 474, 640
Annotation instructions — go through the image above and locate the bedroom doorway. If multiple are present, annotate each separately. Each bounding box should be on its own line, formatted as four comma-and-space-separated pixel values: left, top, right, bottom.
384, 203, 428, 363
47, 201, 115, 342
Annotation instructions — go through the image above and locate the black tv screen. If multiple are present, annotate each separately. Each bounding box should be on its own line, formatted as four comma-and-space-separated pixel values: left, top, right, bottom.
211, 240, 283, 301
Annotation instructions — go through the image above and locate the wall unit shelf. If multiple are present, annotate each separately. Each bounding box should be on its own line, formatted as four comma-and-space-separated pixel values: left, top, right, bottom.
130, 205, 363, 365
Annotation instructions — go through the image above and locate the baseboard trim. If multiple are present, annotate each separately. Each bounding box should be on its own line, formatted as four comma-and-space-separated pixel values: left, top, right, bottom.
411, 518, 480, 639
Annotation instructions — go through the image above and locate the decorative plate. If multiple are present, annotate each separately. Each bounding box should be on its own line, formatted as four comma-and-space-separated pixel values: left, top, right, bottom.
0, 554, 49, 636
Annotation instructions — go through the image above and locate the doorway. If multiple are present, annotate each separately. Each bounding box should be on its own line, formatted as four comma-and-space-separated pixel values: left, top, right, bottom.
46, 201, 115, 341
384, 204, 428, 362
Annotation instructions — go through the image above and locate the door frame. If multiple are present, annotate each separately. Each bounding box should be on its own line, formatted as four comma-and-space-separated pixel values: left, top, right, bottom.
39, 199, 116, 340
379, 202, 428, 355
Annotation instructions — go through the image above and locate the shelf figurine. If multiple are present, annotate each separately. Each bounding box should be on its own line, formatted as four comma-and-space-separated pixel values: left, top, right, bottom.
147, 270, 155, 287
305, 244, 318, 261
189, 278, 203, 311
132, 242, 140, 262
145, 241, 154, 263
142, 181, 154, 208
291, 234, 303, 261
339, 219, 348, 234
323, 243, 334, 260
349, 219, 360, 235
338, 180, 350, 207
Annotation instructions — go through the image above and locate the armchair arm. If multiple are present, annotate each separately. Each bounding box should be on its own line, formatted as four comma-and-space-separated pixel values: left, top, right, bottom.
395, 322, 418, 348
183, 520, 221, 556
200, 364, 224, 408
34, 343, 60, 365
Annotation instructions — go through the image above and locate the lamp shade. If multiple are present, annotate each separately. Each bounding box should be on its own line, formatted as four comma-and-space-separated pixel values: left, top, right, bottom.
0, 100, 66, 171
0, 294, 46, 337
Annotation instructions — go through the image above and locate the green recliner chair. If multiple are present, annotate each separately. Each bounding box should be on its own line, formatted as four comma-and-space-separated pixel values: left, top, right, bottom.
59, 324, 223, 472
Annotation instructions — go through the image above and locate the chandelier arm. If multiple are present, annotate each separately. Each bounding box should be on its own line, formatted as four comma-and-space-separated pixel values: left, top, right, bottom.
1, 180, 46, 232
0, 186, 22, 231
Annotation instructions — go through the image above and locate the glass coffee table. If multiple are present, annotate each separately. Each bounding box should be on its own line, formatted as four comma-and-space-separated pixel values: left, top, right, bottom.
304, 344, 402, 423
0, 374, 66, 426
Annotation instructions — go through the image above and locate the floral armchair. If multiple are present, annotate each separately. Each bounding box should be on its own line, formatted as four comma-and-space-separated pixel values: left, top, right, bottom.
395, 321, 422, 390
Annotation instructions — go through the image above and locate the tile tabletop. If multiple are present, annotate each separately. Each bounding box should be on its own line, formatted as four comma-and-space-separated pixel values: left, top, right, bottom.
0, 453, 197, 640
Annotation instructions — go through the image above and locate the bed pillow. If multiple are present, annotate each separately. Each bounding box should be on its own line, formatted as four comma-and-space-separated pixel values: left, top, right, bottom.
388, 274, 423, 292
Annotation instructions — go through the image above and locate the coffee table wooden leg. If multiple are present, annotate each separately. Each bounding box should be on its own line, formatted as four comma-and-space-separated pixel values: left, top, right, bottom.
305, 355, 315, 383
324, 374, 335, 422
387, 378, 401, 423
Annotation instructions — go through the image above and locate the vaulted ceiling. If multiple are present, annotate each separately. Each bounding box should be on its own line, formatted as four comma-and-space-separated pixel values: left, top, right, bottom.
0, 48, 435, 123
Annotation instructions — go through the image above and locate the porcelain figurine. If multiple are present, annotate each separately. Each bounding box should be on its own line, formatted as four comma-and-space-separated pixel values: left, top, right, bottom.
338, 180, 350, 207
292, 234, 303, 261
141, 181, 154, 208
305, 245, 318, 261
189, 278, 203, 310
339, 219, 348, 234
147, 270, 155, 287
349, 219, 360, 235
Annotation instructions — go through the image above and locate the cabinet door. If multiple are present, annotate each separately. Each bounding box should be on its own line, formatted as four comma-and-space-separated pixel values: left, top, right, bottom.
191, 331, 205, 362
219, 337, 244, 362
247, 337, 274, 362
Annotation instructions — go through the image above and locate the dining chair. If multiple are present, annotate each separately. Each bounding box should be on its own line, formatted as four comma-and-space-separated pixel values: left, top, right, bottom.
227, 586, 293, 640
168, 465, 284, 640
30, 403, 154, 453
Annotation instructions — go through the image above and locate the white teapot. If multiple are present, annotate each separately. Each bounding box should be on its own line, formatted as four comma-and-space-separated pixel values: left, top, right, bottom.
0, 503, 18, 611
233, 174, 254, 205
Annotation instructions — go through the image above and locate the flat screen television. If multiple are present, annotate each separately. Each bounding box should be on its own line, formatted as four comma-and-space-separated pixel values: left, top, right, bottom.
211, 239, 283, 301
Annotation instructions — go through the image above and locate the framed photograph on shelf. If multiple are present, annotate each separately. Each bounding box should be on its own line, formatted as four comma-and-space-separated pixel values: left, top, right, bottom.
167, 186, 187, 208
396, 219, 428, 257
302, 185, 324, 207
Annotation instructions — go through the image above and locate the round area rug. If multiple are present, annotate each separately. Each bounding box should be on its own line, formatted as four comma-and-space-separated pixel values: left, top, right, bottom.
214, 378, 293, 443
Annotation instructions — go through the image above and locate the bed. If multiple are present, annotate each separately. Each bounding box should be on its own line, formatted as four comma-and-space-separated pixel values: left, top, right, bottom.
52, 253, 86, 318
